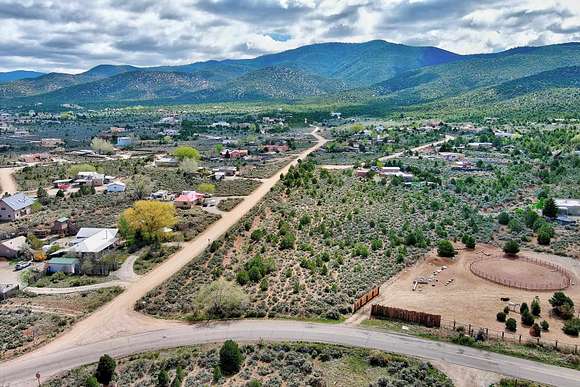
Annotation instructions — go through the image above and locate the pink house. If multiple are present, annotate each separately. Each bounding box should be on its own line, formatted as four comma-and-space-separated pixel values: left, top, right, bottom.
221, 149, 249, 159
174, 191, 205, 209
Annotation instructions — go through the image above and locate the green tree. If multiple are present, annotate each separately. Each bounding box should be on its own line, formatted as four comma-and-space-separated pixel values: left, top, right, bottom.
542, 197, 558, 218
91, 138, 114, 155
461, 234, 475, 249
437, 240, 456, 258
563, 318, 580, 336
531, 297, 541, 316
505, 318, 517, 332
85, 376, 99, 387
36, 186, 49, 205
502, 240, 520, 256
521, 311, 534, 326
95, 354, 116, 386
549, 291, 575, 319
496, 311, 506, 322
172, 146, 200, 160
157, 369, 170, 387
219, 340, 243, 375
197, 183, 215, 194
541, 320, 549, 331
497, 212, 510, 225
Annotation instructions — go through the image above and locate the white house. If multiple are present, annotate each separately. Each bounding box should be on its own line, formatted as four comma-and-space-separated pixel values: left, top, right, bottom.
59, 228, 119, 259
107, 181, 126, 193
0, 193, 35, 222
116, 136, 134, 147
555, 199, 580, 217
0, 236, 27, 259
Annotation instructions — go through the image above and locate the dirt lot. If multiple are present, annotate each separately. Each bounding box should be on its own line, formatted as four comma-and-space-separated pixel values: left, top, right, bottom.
363, 244, 580, 344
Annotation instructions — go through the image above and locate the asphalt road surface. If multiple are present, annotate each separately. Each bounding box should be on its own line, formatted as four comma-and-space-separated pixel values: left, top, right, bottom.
1, 320, 579, 386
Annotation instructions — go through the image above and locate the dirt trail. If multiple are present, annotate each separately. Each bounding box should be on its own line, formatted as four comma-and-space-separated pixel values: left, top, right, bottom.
1, 127, 328, 359
0, 167, 18, 195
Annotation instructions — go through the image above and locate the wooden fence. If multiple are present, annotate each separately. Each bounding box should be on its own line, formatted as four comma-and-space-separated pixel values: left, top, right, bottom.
371, 305, 441, 328
352, 286, 380, 313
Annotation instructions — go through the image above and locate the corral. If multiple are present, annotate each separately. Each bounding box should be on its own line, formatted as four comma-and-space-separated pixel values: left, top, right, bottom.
360, 244, 580, 343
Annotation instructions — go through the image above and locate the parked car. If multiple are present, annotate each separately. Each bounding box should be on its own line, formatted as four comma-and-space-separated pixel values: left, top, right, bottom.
14, 261, 31, 271
203, 199, 217, 207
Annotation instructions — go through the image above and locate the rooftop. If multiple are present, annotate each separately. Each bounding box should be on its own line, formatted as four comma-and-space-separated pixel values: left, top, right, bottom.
1, 192, 35, 211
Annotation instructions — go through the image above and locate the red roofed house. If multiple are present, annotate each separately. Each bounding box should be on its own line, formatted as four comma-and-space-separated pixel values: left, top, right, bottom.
221, 149, 248, 159
174, 191, 205, 209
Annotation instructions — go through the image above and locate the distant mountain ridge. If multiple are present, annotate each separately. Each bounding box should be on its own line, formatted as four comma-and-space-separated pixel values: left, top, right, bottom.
1, 40, 579, 118
0, 70, 45, 83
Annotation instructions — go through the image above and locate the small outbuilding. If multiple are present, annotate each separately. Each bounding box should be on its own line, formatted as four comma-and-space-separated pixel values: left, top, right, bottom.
47, 257, 80, 274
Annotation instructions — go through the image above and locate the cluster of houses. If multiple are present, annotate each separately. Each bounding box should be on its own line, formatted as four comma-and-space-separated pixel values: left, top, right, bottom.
52, 171, 126, 193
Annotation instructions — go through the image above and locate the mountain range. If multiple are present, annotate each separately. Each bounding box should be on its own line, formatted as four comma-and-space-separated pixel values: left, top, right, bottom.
1, 40, 579, 117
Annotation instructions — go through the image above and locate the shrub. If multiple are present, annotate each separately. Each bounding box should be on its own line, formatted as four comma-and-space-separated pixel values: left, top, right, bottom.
496, 311, 507, 322
236, 270, 250, 285
85, 376, 99, 387
502, 240, 519, 256
505, 318, 517, 332
540, 320, 549, 331
537, 226, 552, 245
212, 366, 222, 382
437, 240, 456, 258
519, 302, 529, 315
461, 234, 476, 249
247, 380, 262, 387
531, 297, 541, 317
529, 323, 541, 337
521, 311, 534, 326
369, 351, 391, 367
549, 291, 575, 319
498, 212, 510, 225
157, 369, 170, 387
194, 279, 248, 319
95, 354, 116, 386
562, 318, 580, 336
220, 340, 243, 375
352, 243, 370, 258
542, 197, 558, 218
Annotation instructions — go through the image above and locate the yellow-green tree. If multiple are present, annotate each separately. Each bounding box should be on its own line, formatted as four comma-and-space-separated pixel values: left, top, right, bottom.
120, 200, 176, 243
197, 183, 215, 194
172, 146, 200, 160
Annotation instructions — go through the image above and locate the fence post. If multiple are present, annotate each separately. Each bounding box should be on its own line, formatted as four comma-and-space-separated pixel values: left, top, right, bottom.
555, 341, 558, 350
575, 345, 577, 355
468, 324, 471, 336
519, 335, 522, 344
501, 331, 504, 340
453, 320, 456, 329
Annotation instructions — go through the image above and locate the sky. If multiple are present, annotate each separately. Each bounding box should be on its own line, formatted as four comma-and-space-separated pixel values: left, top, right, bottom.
0, 0, 579, 73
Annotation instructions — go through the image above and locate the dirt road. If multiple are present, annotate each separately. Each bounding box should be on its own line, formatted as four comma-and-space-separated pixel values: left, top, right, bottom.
0, 167, 18, 195
0, 128, 328, 360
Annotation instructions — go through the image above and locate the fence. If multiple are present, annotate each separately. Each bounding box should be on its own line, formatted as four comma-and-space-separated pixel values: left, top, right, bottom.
371, 305, 441, 328
469, 256, 573, 291
352, 286, 380, 313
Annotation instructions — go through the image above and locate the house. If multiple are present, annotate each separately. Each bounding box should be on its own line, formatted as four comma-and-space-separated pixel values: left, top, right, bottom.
155, 157, 178, 167
217, 166, 237, 176
40, 138, 64, 148
356, 168, 369, 177
107, 181, 126, 193
263, 144, 289, 153
47, 257, 80, 274
221, 149, 248, 159
116, 136, 134, 147
0, 193, 35, 221
0, 284, 19, 300
174, 191, 205, 209
19, 153, 51, 164
148, 190, 174, 201
51, 217, 76, 236
0, 236, 27, 259
76, 172, 104, 186
52, 179, 73, 188
467, 142, 493, 149
64, 228, 119, 259
213, 172, 225, 181
439, 152, 464, 161
555, 199, 580, 217
378, 167, 401, 176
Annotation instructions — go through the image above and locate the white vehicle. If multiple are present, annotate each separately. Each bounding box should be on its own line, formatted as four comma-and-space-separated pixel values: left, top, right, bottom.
14, 261, 31, 271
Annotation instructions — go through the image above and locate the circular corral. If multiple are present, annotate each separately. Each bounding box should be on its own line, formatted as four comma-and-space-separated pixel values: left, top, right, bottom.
470, 256, 572, 291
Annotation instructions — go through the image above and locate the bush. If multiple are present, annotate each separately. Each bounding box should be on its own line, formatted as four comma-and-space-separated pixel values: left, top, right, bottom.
157, 369, 170, 387
542, 197, 558, 218
521, 311, 535, 326
236, 270, 250, 285
220, 340, 243, 375
437, 240, 456, 258
498, 212, 511, 225
549, 291, 575, 319
85, 376, 99, 387
95, 354, 116, 386
519, 302, 529, 315
529, 323, 541, 337
537, 226, 552, 245
496, 311, 507, 322
562, 318, 580, 336
505, 318, 517, 332
531, 297, 541, 317
540, 320, 549, 331
502, 240, 520, 256
461, 234, 476, 249
369, 351, 391, 367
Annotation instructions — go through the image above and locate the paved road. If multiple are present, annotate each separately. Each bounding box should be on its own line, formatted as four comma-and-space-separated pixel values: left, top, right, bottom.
1, 320, 579, 387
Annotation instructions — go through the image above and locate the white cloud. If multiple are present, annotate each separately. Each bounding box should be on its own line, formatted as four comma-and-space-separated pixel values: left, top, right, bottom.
0, 0, 578, 73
